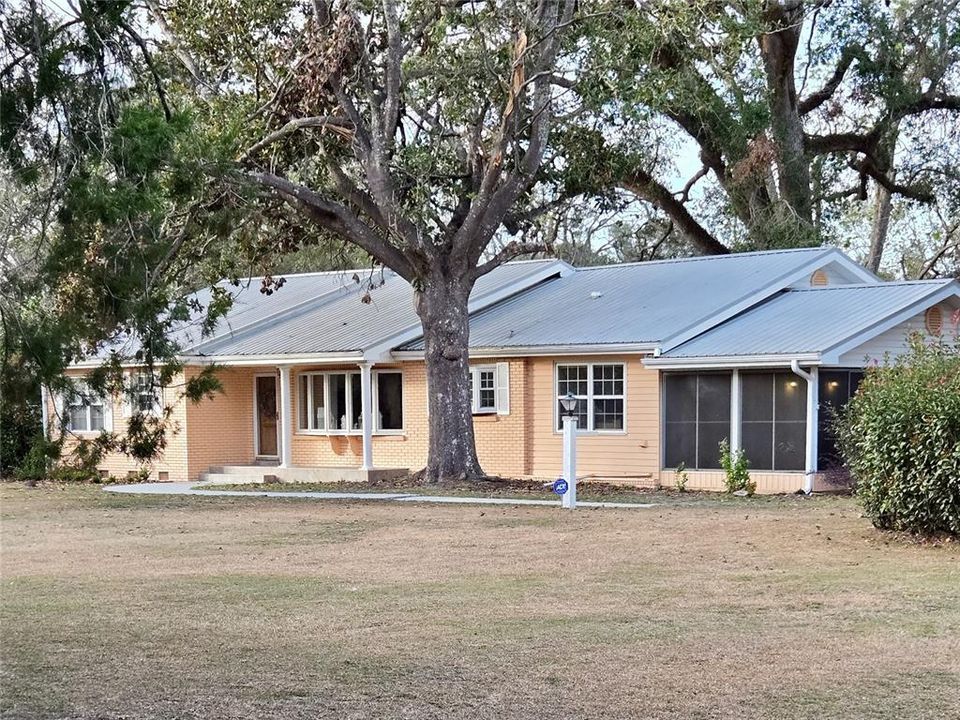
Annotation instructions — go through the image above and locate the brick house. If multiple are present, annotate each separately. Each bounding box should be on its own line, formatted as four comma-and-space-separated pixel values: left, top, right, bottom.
51, 247, 960, 493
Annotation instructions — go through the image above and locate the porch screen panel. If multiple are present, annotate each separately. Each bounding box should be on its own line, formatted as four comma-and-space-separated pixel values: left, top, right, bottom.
817, 370, 864, 467
696, 374, 731, 469
664, 374, 696, 468
774, 374, 806, 470
740, 372, 807, 471
741, 373, 774, 470
377, 372, 403, 431
663, 373, 730, 469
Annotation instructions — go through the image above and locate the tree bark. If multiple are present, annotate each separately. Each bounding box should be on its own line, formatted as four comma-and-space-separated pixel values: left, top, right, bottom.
759, 1, 814, 225
866, 122, 900, 273
867, 181, 894, 274
415, 273, 485, 482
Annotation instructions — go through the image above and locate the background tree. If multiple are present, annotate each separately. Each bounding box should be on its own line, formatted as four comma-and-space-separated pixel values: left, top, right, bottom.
566, 0, 960, 271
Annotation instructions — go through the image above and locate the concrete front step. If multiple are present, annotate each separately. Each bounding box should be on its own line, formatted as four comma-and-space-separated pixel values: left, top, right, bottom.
198, 465, 409, 485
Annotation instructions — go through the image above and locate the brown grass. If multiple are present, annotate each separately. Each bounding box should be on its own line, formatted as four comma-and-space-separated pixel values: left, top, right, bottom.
1, 483, 958, 720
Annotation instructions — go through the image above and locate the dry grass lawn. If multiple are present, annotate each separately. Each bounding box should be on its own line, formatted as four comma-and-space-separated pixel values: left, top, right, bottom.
1, 483, 958, 720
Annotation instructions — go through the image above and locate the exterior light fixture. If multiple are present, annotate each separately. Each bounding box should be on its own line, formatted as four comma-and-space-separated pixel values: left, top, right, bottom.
560, 392, 578, 417
788, 380, 799, 388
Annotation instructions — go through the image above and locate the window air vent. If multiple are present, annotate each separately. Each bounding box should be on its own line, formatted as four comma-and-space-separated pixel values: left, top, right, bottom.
810, 269, 828, 287
925, 306, 943, 335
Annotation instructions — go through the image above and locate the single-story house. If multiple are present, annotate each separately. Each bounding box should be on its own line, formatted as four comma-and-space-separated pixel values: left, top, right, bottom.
51, 247, 960, 493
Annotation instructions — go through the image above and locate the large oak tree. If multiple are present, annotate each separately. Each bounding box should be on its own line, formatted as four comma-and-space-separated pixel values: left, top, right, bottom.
1, 0, 577, 481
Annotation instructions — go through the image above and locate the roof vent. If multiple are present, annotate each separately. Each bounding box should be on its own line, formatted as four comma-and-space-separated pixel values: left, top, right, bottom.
810, 269, 829, 287
925, 306, 943, 335
590, 291, 604, 299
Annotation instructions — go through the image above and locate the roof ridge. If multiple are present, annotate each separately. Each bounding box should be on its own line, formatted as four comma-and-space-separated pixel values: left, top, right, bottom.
787, 278, 955, 292
575, 246, 830, 271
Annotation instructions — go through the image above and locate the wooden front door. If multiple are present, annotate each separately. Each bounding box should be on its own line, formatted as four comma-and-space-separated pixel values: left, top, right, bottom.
255, 375, 279, 457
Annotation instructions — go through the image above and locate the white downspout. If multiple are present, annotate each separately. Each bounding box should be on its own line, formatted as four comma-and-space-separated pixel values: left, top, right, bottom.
790, 360, 818, 495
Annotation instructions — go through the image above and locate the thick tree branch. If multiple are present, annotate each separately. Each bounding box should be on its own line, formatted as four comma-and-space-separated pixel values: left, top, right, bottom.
239, 116, 353, 161
248, 171, 416, 280
799, 47, 857, 115
471, 241, 549, 280
849, 156, 935, 203
619, 168, 729, 256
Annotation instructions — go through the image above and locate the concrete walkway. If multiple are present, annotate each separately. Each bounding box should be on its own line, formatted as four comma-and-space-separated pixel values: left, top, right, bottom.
104, 482, 656, 509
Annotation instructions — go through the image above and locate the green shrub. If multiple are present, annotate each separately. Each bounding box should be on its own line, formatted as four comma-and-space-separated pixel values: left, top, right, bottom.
674, 461, 689, 493
836, 337, 960, 535
719, 439, 754, 495
13, 435, 60, 482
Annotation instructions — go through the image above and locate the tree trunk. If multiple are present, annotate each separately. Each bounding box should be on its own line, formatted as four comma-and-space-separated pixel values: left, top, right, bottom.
867, 181, 893, 274
415, 274, 485, 483
866, 123, 900, 274
760, 1, 814, 228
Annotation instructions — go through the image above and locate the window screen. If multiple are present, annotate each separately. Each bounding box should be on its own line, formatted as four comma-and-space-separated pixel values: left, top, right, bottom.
740, 372, 807, 471
817, 369, 863, 467
663, 373, 730, 469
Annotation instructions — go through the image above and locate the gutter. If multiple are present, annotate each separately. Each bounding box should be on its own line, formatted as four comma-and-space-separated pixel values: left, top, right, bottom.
789, 359, 819, 495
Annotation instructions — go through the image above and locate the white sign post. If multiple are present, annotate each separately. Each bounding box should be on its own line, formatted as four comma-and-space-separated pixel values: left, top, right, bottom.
561, 415, 577, 509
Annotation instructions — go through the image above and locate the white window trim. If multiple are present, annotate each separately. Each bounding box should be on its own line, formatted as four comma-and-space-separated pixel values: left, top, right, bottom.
553, 362, 627, 435
66, 382, 110, 434
470, 365, 498, 415
296, 369, 405, 436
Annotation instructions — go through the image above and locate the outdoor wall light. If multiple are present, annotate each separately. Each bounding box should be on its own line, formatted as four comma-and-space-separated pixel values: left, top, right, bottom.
560, 392, 579, 417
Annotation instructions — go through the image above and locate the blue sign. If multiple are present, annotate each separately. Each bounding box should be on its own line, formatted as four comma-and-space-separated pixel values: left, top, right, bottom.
552, 478, 568, 495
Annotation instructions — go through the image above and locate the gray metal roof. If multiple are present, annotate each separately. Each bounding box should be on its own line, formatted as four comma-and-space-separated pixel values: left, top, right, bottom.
170, 271, 384, 352
660, 280, 959, 359
401, 247, 843, 351
186, 259, 567, 356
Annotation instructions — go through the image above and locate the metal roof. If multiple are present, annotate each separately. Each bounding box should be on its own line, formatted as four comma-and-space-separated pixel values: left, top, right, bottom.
659, 280, 959, 359
400, 247, 845, 351
185, 259, 568, 357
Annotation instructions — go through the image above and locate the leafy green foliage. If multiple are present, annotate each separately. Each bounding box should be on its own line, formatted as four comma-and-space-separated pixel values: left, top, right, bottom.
837, 336, 960, 535
719, 438, 754, 495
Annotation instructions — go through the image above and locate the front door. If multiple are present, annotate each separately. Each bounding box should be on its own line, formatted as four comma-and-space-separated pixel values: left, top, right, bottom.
255, 375, 279, 457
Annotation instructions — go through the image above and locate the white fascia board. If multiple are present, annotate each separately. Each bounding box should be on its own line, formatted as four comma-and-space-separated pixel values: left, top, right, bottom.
362, 260, 570, 362
657, 249, 838, 354
179, 352, 364, 366
644, 353, 821, 370
391, 343, 657, 361
820, 282, 960, 364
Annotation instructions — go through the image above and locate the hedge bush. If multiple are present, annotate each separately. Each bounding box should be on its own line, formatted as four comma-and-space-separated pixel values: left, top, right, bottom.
836, 336, 960, 535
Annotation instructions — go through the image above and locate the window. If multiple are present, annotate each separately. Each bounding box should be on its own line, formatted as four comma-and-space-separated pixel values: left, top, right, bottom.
132, 372, 160, 414
555, 363, 625, 432
663, 372, 731, 469
817, 369, 864, 467
741, 372, 807, 471
376, 372, 403, 431
469, 366, 497, 414
297, 371, 404, 434
67, 384, 106, 432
